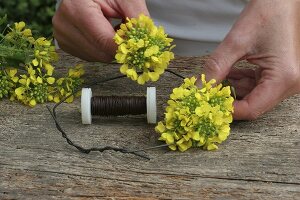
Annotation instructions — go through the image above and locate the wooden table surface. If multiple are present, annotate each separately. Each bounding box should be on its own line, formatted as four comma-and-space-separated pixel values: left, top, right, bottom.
1, 51, 300, 200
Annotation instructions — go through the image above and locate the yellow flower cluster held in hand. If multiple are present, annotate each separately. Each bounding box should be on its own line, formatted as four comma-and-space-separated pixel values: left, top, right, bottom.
155, 75, 234, 151
0, 18, 84, 107
114, 14, 175, 84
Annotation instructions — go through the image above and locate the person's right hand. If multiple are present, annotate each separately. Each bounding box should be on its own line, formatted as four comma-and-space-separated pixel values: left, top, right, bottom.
52, 0, 149, 62
199, 0, 300, 120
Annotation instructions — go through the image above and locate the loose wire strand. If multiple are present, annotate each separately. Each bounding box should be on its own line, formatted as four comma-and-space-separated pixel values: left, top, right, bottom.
165, 69, 185, 79
47, 69, 185, 160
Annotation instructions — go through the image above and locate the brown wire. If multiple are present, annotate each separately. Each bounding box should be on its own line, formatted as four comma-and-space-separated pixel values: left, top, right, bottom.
91, 96, 147, 116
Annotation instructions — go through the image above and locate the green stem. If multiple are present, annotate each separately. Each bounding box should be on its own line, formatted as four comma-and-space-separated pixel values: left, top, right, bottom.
0, 25, 10, 42
0, 44, 34, 70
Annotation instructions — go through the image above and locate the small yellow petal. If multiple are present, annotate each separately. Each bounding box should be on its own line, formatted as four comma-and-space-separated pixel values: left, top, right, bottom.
155, 122, 166, 133
8, 69, 18, 77
37, 77, 43, 84
137, 39, 144, 48
137, 75, 146, 85
48, 95, 53, 101
19, 78, 27, 85
29, 99, 37, 107
47, 77, 55, 84
23, 29, 32, 36
191, 132, 200, 141
15, 87, 25, 96
166, 134, 174, 144
207, 143, 218, 151
12, 77, 19, 83
126, 69, 138, 80
32, 59, 39, 66
115, 53, 126, 63
144, 45, 159, 57
45, 64, 54, 76
169, 145, 177, 151
148, 72, 159, 81
15, 21, 25, 30
65, 95, 74, 103
54, 96, 60, 103
114, 34, 124, 44
120, 64, 128, 74
120, 44, 129, 54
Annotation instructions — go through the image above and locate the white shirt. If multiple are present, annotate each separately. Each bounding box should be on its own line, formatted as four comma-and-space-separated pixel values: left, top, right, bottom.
147, 0, 247, 55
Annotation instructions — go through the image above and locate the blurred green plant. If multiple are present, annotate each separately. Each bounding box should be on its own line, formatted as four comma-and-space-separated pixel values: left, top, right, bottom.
0, 0, 55, 37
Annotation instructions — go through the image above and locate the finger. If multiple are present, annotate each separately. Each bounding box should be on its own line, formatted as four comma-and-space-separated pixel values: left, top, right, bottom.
227, 68, 257, 98
94, 0, 150, 19
117, 0, 150, 18
62, 1, 118, 57
227, 67, 256, 79
53, 13, 113, 61
94, 0, 123, 18
228, 78, 256, 99
54, 26, 113, 62
199, 35, 248, 86
233, 80, 285, 120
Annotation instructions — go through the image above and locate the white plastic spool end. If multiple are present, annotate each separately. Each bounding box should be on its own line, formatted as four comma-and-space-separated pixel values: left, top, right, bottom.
147, 87, 157, 124
81, 88, 92, 124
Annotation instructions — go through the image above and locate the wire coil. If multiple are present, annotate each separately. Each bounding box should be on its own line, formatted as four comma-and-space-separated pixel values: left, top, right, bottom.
91, 96, 146, 116
81, 87, 157, 125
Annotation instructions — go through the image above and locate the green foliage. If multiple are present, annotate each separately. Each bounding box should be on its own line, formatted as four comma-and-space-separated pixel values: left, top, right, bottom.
0, 0, 56, 37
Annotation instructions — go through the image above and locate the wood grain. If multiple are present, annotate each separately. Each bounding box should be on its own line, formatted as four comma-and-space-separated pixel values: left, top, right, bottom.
0, 51, 299, 200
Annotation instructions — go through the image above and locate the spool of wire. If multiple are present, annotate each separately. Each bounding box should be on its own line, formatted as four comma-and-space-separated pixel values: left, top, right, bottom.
81, 87, 157, 124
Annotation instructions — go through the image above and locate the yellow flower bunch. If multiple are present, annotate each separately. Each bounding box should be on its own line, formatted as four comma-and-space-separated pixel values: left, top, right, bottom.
0, 68, 18, 98
155, 75, 234, 151
114, 14, 175, 84
32, 37, 58, 76
5, 21, 35, 46
15, 66, 54, 106
0, 19, 84, 106
13, 64, 84, 106
53, 64, 85, 103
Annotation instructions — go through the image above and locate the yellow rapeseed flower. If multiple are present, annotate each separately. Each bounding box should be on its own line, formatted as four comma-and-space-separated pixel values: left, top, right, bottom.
33, 37, 58, 74
0, 68, 18, 99
5, 21, 35, 44
155, 75, 234, 151
114, 14, 175, 84
53, 64, 85, 103
1, 19, 85, 107
15, 70, 51, 106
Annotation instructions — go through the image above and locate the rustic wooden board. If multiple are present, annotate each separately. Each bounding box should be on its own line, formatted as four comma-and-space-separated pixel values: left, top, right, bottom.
0, 51, 299, 199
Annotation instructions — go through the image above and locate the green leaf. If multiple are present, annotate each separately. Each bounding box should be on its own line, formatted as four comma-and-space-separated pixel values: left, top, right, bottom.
0, 14, 7, 26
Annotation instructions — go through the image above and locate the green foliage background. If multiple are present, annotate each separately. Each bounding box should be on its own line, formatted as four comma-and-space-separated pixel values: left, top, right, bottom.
0, 0, 56, 37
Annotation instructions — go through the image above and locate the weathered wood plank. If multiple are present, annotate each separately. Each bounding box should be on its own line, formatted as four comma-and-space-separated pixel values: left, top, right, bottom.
0, 51, 299, 199
1, 167, 299, 199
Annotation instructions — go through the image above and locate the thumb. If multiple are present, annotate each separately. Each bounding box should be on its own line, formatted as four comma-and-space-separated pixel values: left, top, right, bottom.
198, 35, 247, 85
118, 0, 150, 18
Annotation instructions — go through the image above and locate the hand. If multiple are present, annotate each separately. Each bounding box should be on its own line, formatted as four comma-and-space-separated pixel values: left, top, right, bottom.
199, 0, 300, 120
52, 0, 149, 62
